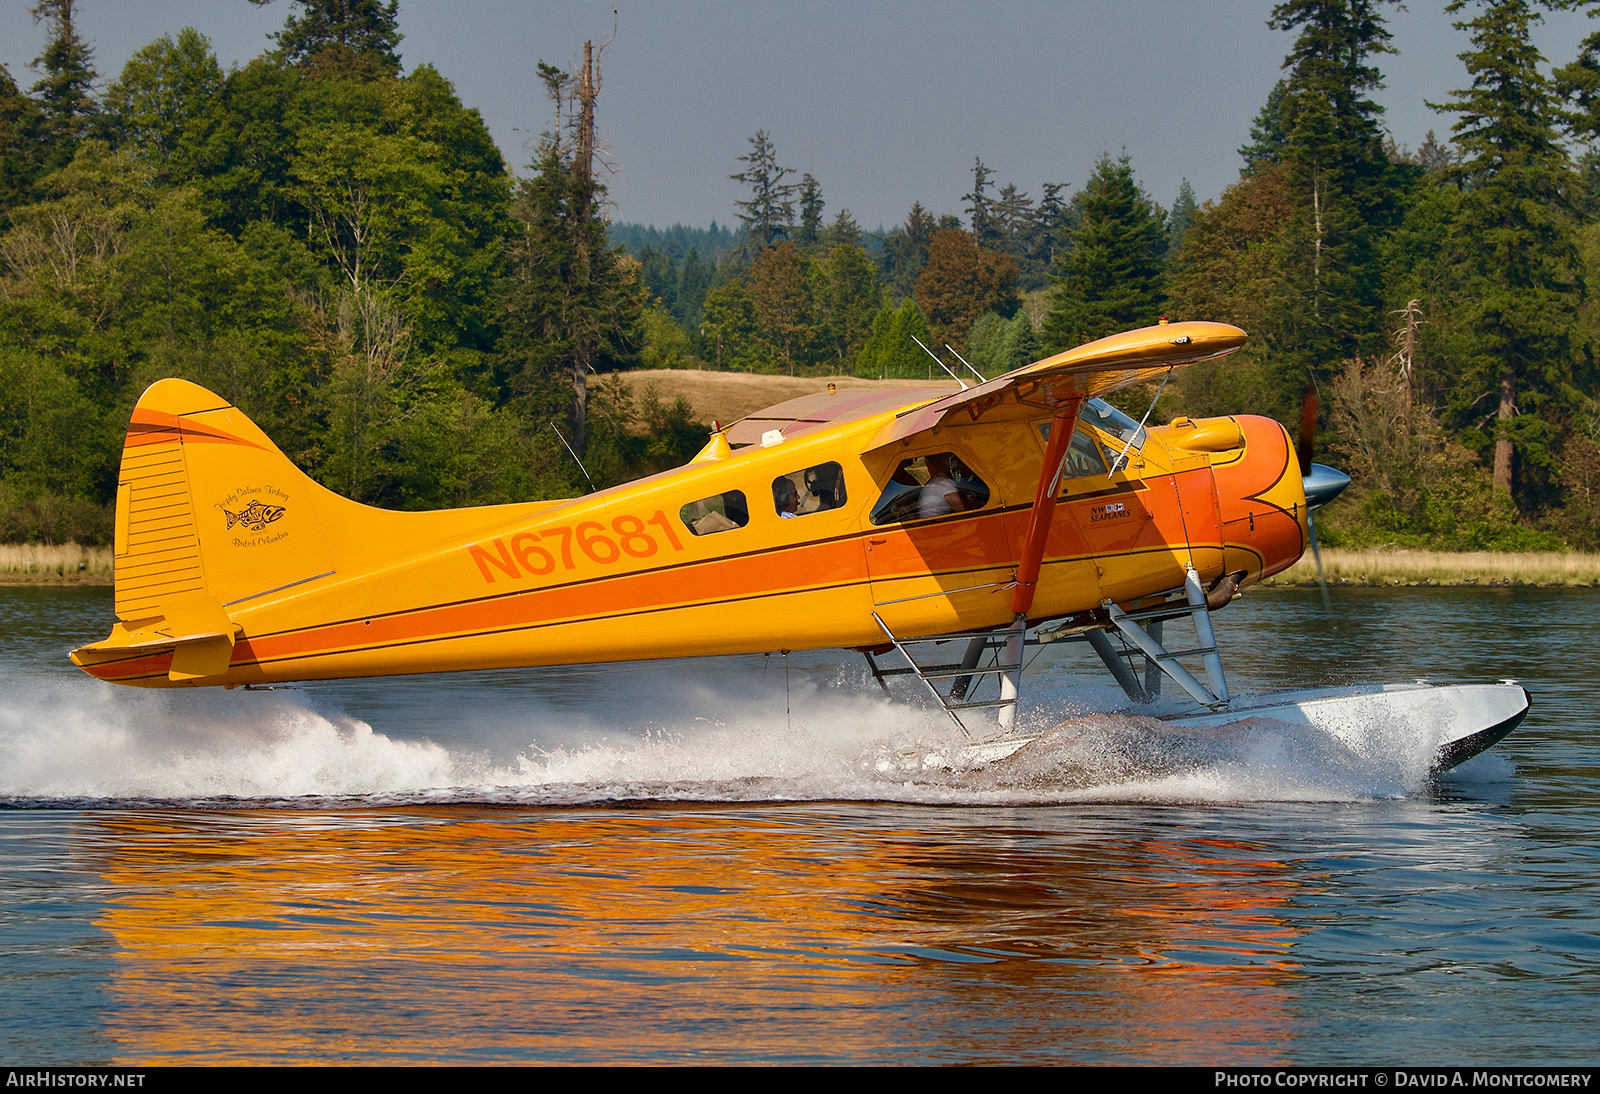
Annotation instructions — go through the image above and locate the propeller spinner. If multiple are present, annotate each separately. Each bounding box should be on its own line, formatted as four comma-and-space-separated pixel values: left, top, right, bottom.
1304, 462, 1351, 509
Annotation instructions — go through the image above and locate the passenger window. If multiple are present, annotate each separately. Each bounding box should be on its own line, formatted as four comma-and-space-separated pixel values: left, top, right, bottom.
870, 452, 991, 526
680, 491, 749, 536
772, 462, 847, 519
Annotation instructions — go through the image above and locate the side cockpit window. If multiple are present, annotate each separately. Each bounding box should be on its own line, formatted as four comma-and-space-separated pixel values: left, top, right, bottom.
1064, 430, 1109, 478
1039, 414, 1125, 482
681, 491, 749, 536
870, 452, 990, 526
772, 462, 847, 519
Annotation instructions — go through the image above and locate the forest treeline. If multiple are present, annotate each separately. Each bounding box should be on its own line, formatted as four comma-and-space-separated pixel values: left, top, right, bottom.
2, 0, 1598, 553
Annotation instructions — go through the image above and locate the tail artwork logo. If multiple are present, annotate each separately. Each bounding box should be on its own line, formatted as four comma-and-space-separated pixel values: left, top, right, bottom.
223, 499, 287, 532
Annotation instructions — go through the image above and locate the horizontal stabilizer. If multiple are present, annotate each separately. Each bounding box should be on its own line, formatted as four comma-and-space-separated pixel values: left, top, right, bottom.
71, 595, 241, 682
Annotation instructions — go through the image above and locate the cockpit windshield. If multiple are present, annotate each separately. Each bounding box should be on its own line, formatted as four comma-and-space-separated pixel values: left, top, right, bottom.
1086, 398, 1145, 449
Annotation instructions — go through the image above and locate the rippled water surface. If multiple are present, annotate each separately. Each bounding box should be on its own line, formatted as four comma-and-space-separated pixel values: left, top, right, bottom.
2, 585, 1597, 1064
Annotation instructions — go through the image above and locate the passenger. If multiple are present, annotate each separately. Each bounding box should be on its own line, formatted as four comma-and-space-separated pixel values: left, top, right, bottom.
690, 492, 747, 535
773, 477, 800, 518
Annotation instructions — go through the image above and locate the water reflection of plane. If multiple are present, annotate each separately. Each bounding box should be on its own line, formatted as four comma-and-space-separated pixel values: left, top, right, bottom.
87, 809, 1302, 1063
71, 320, 1526, 770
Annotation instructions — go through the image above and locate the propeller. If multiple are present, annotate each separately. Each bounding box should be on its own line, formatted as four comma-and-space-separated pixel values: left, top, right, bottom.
1295, 384, 1350, 609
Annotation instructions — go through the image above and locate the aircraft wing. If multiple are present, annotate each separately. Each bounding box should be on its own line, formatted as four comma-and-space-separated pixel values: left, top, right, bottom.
865, 320, 1246, 452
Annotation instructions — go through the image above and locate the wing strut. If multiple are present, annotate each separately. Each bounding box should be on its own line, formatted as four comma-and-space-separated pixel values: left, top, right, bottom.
1009, 397, 1083, 618
994, 397, 1083, 726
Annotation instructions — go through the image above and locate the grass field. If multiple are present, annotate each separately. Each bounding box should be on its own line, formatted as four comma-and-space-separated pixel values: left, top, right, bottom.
611, 369, 960, 430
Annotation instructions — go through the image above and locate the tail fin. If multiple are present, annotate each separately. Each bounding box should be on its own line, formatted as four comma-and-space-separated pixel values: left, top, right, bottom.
111, 380, 338, 619
74, 379, 343, 684
75, 379, 545, 686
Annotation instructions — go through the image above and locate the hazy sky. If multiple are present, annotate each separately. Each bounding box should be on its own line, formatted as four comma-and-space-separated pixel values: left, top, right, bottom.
2, 1, 1595, 230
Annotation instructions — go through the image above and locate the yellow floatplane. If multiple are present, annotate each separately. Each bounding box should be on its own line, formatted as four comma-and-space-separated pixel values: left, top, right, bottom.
70, 321, 1527, 771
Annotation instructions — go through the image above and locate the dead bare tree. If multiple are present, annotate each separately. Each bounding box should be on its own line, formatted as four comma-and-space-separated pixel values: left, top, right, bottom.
1389, 298, 1423, 422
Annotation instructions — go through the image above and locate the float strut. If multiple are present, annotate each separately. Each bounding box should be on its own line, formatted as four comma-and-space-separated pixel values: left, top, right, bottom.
948, 635, 988, 702
997, 614, 1026, 729
1142, 619, 1163, 700
1086, 629, 1149, 703
1183, 565, 1230, 703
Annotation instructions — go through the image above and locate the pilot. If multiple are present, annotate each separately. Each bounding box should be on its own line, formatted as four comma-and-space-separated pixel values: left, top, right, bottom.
919, 453, 967, 519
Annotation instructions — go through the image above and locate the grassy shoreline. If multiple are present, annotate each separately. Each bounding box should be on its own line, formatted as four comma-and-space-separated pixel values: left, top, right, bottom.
4, 542, 1597, 589
1263, 548, 1600, 587
0, 543, 112, 584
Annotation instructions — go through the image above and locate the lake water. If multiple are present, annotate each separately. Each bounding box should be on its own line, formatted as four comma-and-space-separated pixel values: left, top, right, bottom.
2, 584, 1597, 1064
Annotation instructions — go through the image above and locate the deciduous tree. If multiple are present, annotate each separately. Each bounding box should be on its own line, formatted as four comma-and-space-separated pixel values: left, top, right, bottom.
747, 240, 815, 373
102, 29, 224, 177
914, 227, 1018, 352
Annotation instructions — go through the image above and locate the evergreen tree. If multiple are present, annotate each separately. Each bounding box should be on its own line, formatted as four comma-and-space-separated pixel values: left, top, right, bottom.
994, 184, 1032, 251
28, 0, 98, 173
730, 130, 796, 253
1029, 181, 1072, 276
1166, 178, 1198, 265
1555, 4, 1600, 145
821, 208, 862, 249
674, 246, 713, 330
637, 245, 677, 313
1413, 129, 1457, 175
880, 200, 935, 298
1239, 79, 1291, 172
1040, 152, 1166, 353
1268, 0, 1401, 372
965, 310, 1041, 376
855, 297, 933, 379
257, 0, 403, 76
500, 46, 635, 455
0, 64, 40, 213
796, 172, 823, 249
1433, 0, 1586, 504
964, 158, 998, 248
